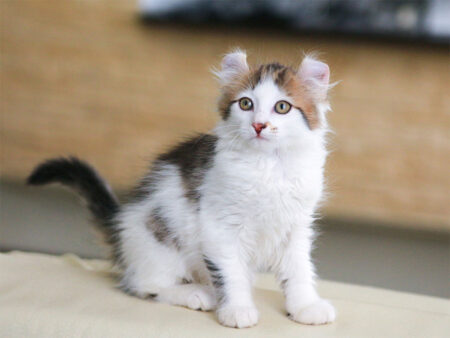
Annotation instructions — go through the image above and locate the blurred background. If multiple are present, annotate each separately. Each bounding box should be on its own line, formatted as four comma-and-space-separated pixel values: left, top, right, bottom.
0, 1, 449, 298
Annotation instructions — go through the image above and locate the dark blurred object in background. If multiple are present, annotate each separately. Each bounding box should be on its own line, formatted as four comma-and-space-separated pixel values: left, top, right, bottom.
140, 0, 450, 44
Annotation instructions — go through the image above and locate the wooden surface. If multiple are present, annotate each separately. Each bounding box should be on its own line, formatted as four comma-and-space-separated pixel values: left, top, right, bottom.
1, 1, 449, 232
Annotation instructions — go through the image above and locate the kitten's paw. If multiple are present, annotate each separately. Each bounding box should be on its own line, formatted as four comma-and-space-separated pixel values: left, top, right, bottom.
217, 305, 259, 328
290, 299, 335, 325
186, 287, 216, 311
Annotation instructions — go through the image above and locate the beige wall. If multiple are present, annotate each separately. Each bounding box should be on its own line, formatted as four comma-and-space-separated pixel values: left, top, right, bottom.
1, 1, 449, 232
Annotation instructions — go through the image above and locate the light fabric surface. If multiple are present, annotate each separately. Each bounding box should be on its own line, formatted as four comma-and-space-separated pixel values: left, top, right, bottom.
0, 251, 448, 337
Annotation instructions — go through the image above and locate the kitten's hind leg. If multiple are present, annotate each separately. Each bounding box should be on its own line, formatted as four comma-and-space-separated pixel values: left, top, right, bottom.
156, 284, 217, 311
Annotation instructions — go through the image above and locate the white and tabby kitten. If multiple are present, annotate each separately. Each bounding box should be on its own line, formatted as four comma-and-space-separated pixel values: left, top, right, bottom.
28, 49, 336, 328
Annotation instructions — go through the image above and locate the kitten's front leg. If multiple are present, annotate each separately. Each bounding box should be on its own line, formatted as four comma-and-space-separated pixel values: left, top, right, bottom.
203, 242, 258, 328
277, 223, 336, 325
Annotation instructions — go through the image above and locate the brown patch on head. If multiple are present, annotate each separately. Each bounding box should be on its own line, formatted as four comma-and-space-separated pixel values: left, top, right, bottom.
249, 63, 284, 88
218, 73, 251, 120
279, 71, 319, 129
218, 62, 321, 129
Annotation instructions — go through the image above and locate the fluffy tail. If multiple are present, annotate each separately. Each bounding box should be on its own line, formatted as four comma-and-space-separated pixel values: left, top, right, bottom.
27, 157, 120, 237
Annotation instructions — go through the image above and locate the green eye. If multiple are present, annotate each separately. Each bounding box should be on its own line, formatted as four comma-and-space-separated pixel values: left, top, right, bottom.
238, 97, 253, 111
274, 100, 291, 114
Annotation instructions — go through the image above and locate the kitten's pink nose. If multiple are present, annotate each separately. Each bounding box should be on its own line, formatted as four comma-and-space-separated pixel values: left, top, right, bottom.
252, 122, 267, 135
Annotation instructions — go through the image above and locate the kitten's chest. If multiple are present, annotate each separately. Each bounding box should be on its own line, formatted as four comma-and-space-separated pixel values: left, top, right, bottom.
211, 152, 323, 222
220, 155, 322, 268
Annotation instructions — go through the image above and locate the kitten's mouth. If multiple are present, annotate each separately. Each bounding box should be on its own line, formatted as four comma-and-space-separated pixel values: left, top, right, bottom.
254, 134, 268, 141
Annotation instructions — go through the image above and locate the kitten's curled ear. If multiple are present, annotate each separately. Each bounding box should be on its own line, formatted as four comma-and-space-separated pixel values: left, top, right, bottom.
214, 49, 249, 86
298, 56, 331, 101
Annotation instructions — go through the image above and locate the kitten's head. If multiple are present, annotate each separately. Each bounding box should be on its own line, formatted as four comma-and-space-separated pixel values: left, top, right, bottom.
214, 49, 332, 151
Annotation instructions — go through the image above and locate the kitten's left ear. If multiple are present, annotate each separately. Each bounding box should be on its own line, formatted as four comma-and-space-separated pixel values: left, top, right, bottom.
214, 49, 249, 86
298, 56, 330, 101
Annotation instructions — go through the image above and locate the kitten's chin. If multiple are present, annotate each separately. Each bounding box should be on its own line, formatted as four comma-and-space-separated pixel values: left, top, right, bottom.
248, 136, 279, 152
249, 136, 269, 146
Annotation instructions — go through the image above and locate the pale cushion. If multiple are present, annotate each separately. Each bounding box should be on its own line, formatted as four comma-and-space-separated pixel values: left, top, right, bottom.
0, 251, 448, 337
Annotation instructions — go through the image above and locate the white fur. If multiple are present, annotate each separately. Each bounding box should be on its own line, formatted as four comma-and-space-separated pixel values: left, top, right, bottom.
114, 52, 335, 328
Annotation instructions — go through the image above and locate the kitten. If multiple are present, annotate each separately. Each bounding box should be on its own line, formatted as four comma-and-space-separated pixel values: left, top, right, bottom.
28, 49, 336, 328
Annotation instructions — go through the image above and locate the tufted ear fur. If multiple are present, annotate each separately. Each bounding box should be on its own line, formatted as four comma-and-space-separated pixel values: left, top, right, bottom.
297, 56, 330, 102
214, 49, 249, 86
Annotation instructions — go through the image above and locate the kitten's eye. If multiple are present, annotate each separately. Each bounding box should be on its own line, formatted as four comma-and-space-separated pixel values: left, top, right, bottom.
274, 100, 291, 114
238, 97, 253, 111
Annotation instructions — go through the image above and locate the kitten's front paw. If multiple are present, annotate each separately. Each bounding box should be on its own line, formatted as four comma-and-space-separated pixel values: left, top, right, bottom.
289, 299, 335, 325
217, 305, 259, 328
186, 287, 217, 311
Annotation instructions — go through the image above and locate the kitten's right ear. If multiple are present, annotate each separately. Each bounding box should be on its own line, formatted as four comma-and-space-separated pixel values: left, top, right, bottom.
214, 49, 249, 85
